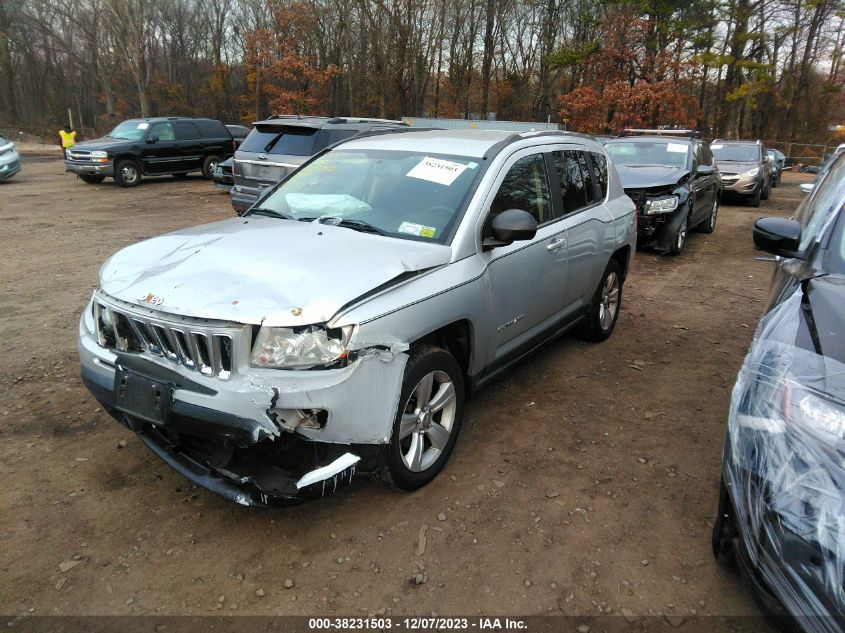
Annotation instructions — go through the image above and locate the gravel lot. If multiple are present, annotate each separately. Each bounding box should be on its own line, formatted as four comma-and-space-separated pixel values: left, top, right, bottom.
0, 154, 814, 624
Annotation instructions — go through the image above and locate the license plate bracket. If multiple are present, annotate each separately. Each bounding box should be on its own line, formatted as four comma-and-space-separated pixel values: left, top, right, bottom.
114, 367, 172, 425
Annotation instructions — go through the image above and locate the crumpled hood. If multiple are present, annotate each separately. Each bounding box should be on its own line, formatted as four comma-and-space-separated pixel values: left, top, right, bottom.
99, 217, 452, 326
615, 165, 689, 189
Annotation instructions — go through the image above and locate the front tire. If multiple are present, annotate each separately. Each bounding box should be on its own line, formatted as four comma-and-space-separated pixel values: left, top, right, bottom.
761, 178, 771, 200
747, 184, 761, 207
579, 259, 622, 342
114, 159, 142, 188
79, 174, 105, 184
668, 215, 688, 256
202, 155, 220, 180
379, 345, 465, 491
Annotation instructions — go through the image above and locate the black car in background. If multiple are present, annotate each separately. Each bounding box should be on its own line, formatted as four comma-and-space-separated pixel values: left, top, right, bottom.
768, 148, 786, 187
212, 156, 234, 190
226, 124, 250, 150
65, 117, 234, 187
605, 132, 721, 255
713, 152, 845, 633
230, 116, 408, 214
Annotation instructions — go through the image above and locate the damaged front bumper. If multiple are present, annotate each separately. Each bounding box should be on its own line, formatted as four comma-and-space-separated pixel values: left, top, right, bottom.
78, 295, 407, 505
636, 207, 688, 252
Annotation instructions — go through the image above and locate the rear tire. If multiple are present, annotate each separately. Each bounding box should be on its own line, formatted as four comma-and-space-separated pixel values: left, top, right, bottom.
697, 198, 718, 234
202, 155, 220, 180
377, 345, 465, 491
579, 259, 622, 342
79, 174, 105, 184
114, 159, 142, 188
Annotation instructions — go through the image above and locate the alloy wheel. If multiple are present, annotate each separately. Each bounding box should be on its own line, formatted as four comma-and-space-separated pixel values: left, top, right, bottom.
121, 164, 138, 184
599, 271, 620, 331
398, 371, 457, 472
677, 218, 687, 250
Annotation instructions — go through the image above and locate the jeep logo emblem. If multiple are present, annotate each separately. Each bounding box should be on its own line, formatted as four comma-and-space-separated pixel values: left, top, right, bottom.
141, 293, 164, 306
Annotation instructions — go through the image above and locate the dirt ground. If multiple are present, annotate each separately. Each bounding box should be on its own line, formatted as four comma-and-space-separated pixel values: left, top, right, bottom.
0, 155, 814, 624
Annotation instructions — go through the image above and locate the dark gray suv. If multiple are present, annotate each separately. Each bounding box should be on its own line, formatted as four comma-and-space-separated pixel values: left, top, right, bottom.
230, 116, 408, 214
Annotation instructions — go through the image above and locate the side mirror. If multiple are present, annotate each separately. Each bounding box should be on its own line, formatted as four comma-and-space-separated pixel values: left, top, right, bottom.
799, 183, 815, 194
483, 209, 538, 249
146, 135, 158, 144
696, 164, 715, 176
763, 155, 771, 164
753, 217, 803, 259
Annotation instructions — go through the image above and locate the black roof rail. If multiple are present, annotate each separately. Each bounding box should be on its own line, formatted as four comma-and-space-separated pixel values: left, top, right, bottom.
619, 128, 701, 139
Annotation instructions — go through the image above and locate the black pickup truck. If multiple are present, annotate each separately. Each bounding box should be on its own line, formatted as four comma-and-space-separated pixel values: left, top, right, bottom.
65, 117, 234, 187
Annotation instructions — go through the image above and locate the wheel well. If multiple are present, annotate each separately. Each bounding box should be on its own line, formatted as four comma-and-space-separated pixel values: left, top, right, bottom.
113, 155, 142, 173
411, 320, 472, 378
611, 245, 631, 281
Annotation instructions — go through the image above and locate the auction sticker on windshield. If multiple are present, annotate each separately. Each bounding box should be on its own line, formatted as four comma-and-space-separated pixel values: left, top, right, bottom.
407, 156, 468, 186
398, 221, 437, 238
667, 143, 688, 153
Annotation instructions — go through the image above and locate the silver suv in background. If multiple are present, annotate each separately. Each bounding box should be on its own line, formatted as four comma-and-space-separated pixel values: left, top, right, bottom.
711, 139, 773, 207
230, 115, 408, 214
79, 129, 636, 506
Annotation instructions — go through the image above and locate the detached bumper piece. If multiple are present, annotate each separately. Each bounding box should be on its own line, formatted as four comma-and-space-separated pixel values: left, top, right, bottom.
135, 422, 360, 507
85, 365, 361, 507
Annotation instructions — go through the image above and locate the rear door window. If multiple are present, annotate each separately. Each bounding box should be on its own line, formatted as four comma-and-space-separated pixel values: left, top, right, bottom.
193, 119, 229, 138
173, 122, 201, 140
239, 126, 320, 156
590, 152, 608, 199
552, 150, 588, 214
577, 151, 597, 204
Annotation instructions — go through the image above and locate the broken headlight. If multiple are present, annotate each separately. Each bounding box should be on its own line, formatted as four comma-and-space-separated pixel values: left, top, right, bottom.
644, 196, 679, 215
251, 325, 354, 369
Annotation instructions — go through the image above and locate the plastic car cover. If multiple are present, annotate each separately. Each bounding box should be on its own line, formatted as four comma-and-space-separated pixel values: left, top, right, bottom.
724, 287, 845, 630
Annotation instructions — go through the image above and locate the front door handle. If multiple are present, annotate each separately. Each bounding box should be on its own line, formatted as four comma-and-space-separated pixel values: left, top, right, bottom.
546, 237, 566, 252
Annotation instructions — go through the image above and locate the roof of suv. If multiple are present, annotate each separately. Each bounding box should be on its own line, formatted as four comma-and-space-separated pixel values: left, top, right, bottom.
252, 115, 406, 128
712, 139, 762, 145
123, 117, 222, 123
342, 129, 602, 159
607, 135, 693, 145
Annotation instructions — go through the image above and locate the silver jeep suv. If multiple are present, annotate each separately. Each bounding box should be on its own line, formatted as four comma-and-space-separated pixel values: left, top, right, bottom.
79, 129, 636, 506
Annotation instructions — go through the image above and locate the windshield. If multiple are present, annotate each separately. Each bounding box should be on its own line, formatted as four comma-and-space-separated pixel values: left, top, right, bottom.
106, 121, 150, 141
711, 143, 758, 162
605, 141, 690, 169
240, 126, 319, 156
251, 149, 482, 243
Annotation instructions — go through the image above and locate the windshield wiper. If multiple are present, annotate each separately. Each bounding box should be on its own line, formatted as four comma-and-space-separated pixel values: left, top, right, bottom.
249, 208, 293, 220
307, 216, 387, 235
335, 218, 388, 235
